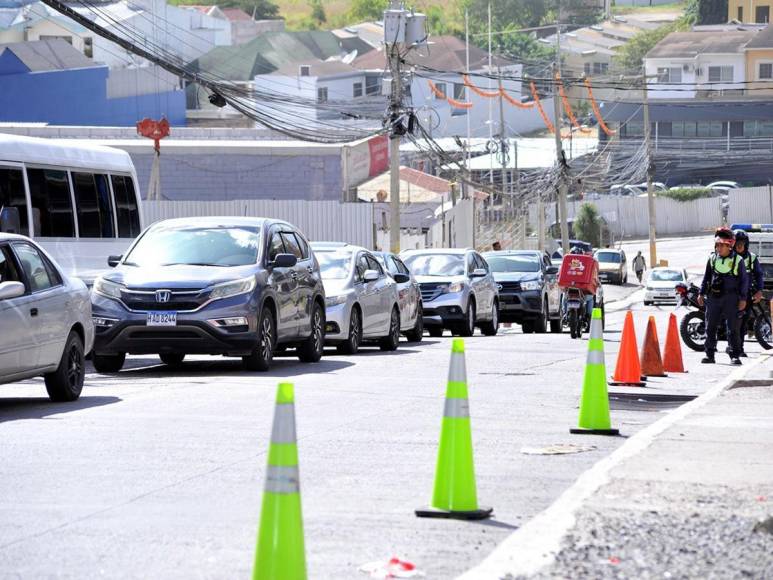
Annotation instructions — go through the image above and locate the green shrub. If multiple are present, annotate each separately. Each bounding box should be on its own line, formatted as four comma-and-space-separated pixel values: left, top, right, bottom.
658, 188, 714, 202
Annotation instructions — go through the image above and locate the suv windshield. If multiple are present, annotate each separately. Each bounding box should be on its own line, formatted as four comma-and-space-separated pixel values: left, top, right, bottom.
403, 254, 465, 276
596, 251, 621, 264
651, 270, 683, 282
317, 252, 352, 280
124, 225, 260, 267
485, 255, 541, 273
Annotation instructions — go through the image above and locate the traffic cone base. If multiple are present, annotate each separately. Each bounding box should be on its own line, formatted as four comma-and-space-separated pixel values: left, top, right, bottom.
570, 426, 620, 436
417, 339, 492, 521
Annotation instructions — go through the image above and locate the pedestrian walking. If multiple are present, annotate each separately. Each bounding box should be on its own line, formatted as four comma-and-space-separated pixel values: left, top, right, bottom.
698, 227, 749, 365
632, 250, 646, 284
731, 229, 764, 357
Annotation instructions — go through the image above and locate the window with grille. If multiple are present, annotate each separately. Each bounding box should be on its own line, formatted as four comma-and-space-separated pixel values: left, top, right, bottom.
760, 63, 773, 80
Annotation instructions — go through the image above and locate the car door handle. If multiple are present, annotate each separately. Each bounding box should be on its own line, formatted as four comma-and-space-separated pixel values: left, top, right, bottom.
30, 308, 38, 317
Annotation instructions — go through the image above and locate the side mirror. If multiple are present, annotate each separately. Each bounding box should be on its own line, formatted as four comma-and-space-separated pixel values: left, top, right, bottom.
0, 281, 25, 300
546, 265, 559, 275
363, 269, 380, 282
271, 253, 298, 269
393, 273, 410, 284
107, 255, 122, 267
471, 268, 487, 278
0, 206, 21, 234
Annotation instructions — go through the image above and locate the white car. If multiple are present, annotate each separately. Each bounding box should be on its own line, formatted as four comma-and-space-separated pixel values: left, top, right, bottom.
644, 267, 688, 305
0, 234, 94, 401
707, 181, 739, 190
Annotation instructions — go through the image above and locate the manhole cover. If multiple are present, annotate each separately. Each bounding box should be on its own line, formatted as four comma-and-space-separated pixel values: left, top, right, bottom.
521, 443, 597, 455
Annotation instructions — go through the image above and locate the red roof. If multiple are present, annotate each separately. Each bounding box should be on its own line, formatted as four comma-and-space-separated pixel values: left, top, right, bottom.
182, 5, 213, 14
399, 167, 488, 200
221, 7, 254, 21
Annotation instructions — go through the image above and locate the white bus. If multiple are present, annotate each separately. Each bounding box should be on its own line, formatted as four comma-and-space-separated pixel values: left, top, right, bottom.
0, 134, 143, 284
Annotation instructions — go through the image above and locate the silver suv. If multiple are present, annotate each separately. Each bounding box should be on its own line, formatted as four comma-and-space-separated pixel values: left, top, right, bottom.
91, 217, 325, 373
401, 248, 499, 337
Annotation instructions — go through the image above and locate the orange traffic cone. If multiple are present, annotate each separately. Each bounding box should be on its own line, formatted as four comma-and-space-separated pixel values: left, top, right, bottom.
610, 311, 646, 386
641, 316, 667, 377
662, 313, 687, 373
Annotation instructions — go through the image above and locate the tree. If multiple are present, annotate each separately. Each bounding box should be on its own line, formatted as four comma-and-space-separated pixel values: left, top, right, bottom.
216, 0, 280, 19
310, 0, 326, 24
574, 203, 602, 247
348, 0, 387, 22
696, 0, 727, 24
613, 19, 685, 71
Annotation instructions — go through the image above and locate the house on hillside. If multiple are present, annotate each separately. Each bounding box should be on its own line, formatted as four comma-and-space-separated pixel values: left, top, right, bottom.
352, 35, 553, 139
0, 39, 186, 125
728, 0, 772, 24
181, 5, 279, 45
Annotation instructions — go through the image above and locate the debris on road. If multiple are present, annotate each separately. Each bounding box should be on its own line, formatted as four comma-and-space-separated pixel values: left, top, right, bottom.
520, 444, 597, 455
359, 557, 425, 578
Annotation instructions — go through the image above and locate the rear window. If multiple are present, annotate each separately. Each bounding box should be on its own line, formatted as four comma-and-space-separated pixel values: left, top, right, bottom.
596, 251, 622, 264
317, 251, 352, 280
650, 270, 684, 282
485, 255, 540, 273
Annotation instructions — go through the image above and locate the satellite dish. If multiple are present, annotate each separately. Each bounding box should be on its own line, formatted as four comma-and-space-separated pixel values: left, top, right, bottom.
342, 50, 358, 65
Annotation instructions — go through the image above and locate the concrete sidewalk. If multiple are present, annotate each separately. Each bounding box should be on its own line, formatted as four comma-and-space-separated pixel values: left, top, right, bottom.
463, 354, 773, 579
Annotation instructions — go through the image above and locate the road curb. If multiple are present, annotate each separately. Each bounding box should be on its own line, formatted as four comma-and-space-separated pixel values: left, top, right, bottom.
458, 353, 772, 579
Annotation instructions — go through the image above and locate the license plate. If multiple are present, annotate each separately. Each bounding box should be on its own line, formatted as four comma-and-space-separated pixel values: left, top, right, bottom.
566, 300, 582, 309
146, 311, 177, 326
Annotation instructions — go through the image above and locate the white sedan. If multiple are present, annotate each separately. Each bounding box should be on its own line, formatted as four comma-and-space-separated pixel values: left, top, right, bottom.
644, 267, 688, 305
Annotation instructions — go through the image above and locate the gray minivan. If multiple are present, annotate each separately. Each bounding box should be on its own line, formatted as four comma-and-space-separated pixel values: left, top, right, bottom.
91, 217, 325, 372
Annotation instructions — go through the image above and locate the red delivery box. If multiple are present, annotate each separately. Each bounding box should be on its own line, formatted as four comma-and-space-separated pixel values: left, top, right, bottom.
558, 253, 599, 294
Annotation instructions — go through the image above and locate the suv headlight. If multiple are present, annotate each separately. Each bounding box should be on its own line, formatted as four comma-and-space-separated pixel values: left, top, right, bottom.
209, 276, 257, 301
445, 282, 464, 294
325, 294, 348, 307
521, 280, 541, 291
93, 277, 123, 300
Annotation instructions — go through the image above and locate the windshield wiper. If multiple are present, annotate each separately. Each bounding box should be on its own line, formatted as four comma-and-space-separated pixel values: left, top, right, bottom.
161, 262, 227, 267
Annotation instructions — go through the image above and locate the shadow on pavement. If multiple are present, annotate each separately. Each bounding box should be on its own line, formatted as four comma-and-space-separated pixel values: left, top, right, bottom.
0, 395, 121, 423
473, 519, 520, 531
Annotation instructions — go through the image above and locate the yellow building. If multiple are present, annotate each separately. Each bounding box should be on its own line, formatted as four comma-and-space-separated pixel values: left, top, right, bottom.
729, 0, 772, 23
745, 25, 773, 95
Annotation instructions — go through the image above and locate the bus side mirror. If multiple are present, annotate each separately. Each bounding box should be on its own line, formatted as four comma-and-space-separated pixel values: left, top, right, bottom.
0, 207, 21, 234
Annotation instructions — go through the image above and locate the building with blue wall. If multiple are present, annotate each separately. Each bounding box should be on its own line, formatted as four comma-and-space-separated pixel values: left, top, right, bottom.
0, 39, 186, 126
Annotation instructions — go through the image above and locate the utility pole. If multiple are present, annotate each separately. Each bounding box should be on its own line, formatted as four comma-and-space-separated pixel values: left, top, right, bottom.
643, 68, 658, 267
497, 71, 507, 206
388, 41, 402, 254
552, 60, 570, 256
538, 196, 545, 252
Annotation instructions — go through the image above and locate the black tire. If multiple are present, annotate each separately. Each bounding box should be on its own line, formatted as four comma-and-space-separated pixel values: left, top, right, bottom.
45, 331, 85, 402
480, 301, 499, 336
569, 309, 581, 339
458, 299, 476, 337
337, 305, 362, 355
243, 306, 275, 371
535, 300, 548, 333
298, 302, 325, 363
550, 316, 562, 333
522, 320, 535, 334
680, 310, 707, 352
92, 352, 126, 373
379, 307, 401, 351
428, 327, 444, 338
159, 353, 185, 367
405, 303, 424, 342
754, 314, 773, 350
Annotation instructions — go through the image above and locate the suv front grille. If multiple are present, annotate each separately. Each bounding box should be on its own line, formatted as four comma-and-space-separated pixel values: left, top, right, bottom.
497, 281, 522, 293
121, 288, 208, 312
419, 282, 447, 302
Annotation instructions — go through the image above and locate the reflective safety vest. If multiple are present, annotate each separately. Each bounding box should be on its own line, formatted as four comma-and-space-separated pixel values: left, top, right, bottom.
743, 252, 758, 273
711, 253, 741, 275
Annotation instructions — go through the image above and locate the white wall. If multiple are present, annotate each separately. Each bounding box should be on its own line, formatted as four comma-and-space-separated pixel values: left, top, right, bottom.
646, 54, 746, 99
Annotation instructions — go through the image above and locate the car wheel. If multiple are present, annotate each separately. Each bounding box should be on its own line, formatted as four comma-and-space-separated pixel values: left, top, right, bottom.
428, 327, 444, 338
159, 353, 185, 367
458, 299, 476, 337
243, 306, 275, 371
298, 302, 325, 363
480, 300, 499, 336
44, 331, 85, 402
337, 305, 362, 355
405, 303, 424, 342
92, 352, 126, 374
535, 300, 548, 333
379, 307, 401, 351
522, 320, 535, 334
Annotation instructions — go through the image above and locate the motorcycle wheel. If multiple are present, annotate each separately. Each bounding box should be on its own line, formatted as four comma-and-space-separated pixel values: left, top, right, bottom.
680, 311, 707, 352
569, 309, 580, 339
754, 315, 773, 350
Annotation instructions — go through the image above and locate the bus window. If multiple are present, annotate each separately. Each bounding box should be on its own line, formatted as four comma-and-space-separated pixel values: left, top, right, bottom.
26, 168, 75, 237
111, 175, 141, 238
0, 167, 29, 235
72, 172, 115, 238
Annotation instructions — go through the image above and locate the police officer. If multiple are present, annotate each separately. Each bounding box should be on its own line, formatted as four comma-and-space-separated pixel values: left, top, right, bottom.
698, 227, 749, 365
733, 229, 764, 357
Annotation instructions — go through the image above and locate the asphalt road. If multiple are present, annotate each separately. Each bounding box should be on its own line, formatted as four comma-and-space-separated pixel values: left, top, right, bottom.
0, 235, 758, 579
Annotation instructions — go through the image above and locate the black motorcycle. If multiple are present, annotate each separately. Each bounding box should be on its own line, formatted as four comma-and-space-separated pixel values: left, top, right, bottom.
675, 282, 772, 351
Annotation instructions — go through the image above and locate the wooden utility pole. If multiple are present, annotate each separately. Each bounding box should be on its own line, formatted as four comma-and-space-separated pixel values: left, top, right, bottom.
552, 60, 570, 255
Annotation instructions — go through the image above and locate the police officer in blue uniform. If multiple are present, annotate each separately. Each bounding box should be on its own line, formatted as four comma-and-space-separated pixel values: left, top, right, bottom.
733, 229, 764, 357
698, 227, 749, 365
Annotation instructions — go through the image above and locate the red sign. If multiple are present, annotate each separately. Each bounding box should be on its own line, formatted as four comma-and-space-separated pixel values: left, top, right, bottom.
136, 117, 170, 152
368, 134, 389, 177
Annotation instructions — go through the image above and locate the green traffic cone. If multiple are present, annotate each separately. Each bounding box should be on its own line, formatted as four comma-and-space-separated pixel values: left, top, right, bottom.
416, 339, 492, 520
253, 383, 306, 580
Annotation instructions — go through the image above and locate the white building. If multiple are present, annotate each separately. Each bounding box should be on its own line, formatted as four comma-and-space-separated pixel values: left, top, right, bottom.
645, 31, 754, 98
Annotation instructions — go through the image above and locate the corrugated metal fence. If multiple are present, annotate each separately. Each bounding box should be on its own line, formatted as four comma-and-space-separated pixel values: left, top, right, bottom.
728, 186, 773, 225
142, 200, 374, 247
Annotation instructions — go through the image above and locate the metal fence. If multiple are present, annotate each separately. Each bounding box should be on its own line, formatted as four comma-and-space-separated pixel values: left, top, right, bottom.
142, 200, 374, 247
727, 186, 773, 225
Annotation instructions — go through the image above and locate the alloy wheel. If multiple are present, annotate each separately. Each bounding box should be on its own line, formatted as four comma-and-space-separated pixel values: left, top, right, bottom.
67, 345, 84, 389
260, 315, 274, 361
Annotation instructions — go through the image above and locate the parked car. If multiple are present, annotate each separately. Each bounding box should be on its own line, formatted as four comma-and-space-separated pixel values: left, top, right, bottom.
374, 251, 424, 342
311, 243, 402, 354
707, 181, 739, 190
594, 248, 628, 285
401, 248, 499, 338
0, 234, 94, 401
644, 267, 688, 305
482, 250, 561, 333
90, 217, 325, 373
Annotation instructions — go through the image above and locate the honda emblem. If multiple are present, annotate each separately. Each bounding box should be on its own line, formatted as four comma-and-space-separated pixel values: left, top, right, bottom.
155, 290, 172, 303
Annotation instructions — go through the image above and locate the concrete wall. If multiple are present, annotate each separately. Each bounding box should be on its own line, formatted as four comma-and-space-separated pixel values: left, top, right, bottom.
728, 0, 773, 22
746, 48, 773, 96
646, 54, 747, 99
728, 186, 773, 224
